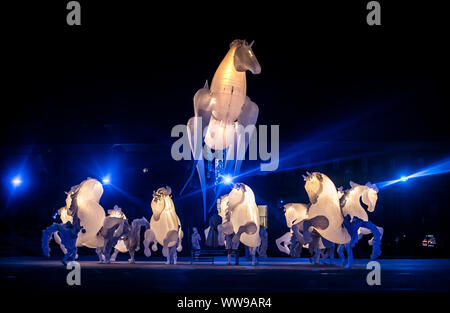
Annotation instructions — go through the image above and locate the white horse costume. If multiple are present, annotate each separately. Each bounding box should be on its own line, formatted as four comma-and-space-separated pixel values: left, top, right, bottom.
276, 203, 309, 256
304, 172, 351, 245
218, 183, 261, 265
277, 173, 350, 263
55, 179, 144, 263
143, 187, 184, 264
337, 181, 383, 267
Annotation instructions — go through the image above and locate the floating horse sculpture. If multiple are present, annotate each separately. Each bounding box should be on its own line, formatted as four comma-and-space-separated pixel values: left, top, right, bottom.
218, 183, 261, 265
184, 39, 261, 220
143, 186, 184, 264
337, 181, 383, 268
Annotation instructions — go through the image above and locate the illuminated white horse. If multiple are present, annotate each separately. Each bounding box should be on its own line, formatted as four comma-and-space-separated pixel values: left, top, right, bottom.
57, 178, 106, 249
143, 186, 184, 264
184, 39, 261, 219
54, 179, 145, 263
218, 183, 261, 265
276, 203, 309, 256
337, 181, 383, 268
278, 173, 351, 263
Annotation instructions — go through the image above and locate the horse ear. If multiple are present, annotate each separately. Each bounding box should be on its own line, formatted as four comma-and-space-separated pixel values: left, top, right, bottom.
203, 80, 209, 89
249, 40, 254, 47
349, 181, 357, 188
302, 175, 308, 181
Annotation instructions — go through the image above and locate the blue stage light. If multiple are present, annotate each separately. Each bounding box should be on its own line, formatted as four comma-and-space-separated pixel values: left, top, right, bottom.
11, 175, 22, 187
377, 157, 450, 189
102, 175, 111, 185
223, 175, 233, 184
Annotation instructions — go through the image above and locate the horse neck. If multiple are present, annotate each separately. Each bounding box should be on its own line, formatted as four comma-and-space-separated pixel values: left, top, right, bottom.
211, 46, 246, 95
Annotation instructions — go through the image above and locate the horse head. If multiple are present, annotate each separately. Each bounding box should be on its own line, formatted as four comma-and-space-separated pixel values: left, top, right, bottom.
151, 186, 172, 220
227, 183, 246, 212
232, 39, 261, 74
303, 172, 325, 204
283, 203, 309, 228
361, 182, 379, 212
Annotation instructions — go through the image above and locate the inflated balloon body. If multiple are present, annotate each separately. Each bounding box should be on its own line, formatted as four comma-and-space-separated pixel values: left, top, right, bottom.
218, 183, 261, 265
42, 178, 104, 262
337, 181, 383, 268
64, 178, 106, 248
185, 39, 261, 220
303, 172, 351, 245
48, 179, 144, 263
278, 173, 350, 264
143, 187, 184, 264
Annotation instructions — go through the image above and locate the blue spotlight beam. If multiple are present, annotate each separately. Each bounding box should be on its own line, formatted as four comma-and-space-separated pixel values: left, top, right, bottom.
377, 157, 450, 189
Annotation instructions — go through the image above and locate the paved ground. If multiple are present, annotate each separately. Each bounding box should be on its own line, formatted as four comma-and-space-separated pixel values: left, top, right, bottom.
1, 256, 449, 295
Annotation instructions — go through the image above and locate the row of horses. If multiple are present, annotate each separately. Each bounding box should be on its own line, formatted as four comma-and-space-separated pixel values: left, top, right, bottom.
42, 172, 382, 268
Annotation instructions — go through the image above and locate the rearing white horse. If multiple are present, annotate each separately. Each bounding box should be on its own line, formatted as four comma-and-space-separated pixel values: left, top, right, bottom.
184, 39, 261, 220
218, 183, 261, 265
143, 186, 184, 264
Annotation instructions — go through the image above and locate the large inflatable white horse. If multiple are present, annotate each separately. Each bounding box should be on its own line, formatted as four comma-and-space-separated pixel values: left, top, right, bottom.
52, 178, 147, 263
143, 186, 184, 264
337, 181, 383, 268
218, 183, 261, 265
277, 173, 383, 267
277, 172, 350, 264
184, 39, 261, 220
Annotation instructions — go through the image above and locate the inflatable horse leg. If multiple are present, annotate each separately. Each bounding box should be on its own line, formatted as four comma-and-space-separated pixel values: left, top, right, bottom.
276, 232, 292, 255
143, 229, 158, 257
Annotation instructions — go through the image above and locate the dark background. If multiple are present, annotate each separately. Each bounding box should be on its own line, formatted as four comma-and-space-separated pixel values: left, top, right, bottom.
1, 1, 448, 258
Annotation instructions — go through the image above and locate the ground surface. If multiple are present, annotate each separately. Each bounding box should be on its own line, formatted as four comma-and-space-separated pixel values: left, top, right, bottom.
1, 256, 449, 294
